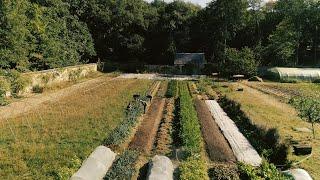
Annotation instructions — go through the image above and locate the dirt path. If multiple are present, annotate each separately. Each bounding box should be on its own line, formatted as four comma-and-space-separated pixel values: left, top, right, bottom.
129, 97, 166, 153
194, 98, 236, 163
0, 75, 114, 120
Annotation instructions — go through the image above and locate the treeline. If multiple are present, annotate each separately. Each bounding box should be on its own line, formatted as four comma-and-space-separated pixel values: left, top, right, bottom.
0, 0, 319, 72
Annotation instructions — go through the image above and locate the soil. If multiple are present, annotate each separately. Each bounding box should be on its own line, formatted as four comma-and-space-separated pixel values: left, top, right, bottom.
154, 98, 175, 155
0, 75, 113, 120
194, 98, 236, 163
129, 97, 166, 153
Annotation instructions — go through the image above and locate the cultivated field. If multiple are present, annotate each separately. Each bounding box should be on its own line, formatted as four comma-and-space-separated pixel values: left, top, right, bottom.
0, 76, 152, 179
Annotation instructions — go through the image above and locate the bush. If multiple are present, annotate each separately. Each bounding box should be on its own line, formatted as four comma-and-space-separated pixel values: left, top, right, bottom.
220, 47, 258, 78
32, 84, 44, 93
104, 150, 139, 180
313, 79, 320, 83
179, 156, 209, 180
0, 77, 10, 106
6, 70, 30, 97
238, 160, 293, 180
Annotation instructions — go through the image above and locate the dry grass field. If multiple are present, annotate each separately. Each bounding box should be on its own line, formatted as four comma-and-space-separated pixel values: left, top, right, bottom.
213, 82, 320, 179
0, 77, 152, 179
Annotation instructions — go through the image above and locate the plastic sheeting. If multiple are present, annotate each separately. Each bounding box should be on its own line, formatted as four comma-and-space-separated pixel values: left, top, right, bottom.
147, 155, 174, 180
70, 146, 116, 180
268, 67, 320, 81
205, 100, 262, 166
283, 169, 313, 180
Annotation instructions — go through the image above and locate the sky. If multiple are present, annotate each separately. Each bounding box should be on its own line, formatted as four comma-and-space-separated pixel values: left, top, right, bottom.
145, 0, 272, 8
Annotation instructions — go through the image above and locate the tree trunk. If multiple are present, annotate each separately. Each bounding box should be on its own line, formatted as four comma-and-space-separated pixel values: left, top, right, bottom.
312, 122, 315, 139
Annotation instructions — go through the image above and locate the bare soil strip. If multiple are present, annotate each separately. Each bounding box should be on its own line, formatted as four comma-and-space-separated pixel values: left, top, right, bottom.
128, 98, 166, 153
0, 75, 113, 120
194, 98, 236, 163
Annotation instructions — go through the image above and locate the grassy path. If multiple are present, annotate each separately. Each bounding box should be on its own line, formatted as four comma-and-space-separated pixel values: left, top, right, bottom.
213, 82, 320, 179
0, 78, 152, 179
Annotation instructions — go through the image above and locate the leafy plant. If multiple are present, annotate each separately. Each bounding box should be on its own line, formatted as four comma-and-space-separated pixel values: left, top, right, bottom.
238, 160, 293, 180
289, 97, 320, 139
166, 80, 178, 98
208, 164, 239, 180
104, 150, 139, 180
6, 70, 30, 97
179, 156, 209, 180
32, 84, 44, 93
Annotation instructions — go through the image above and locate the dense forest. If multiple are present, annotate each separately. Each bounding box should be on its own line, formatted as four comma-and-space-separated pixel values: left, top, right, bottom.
0, 0, 319, 72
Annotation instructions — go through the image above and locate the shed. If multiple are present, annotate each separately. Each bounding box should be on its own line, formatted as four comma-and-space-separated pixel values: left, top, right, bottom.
174, 53, 206, 67
267, 67, 320, 81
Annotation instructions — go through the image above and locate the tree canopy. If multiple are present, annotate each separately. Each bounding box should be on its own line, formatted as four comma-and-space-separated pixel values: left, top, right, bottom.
0, 0, 319, 72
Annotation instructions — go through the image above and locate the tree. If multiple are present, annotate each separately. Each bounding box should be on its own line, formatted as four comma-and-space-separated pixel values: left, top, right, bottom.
0, 0, 32, 71
290, 97, 320, 139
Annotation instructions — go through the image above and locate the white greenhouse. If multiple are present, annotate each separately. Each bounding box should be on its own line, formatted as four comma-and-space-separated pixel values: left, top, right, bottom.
267, 67, 320, 81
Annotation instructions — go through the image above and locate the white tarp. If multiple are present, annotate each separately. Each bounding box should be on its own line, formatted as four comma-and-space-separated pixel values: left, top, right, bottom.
147, 155, 174, 180
268, 67, 320, 81
283, 169, 313, 180
70, 146, 116, 180
205, 100, 262, 166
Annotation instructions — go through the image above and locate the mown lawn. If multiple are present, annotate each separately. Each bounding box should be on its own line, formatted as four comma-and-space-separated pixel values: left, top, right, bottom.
0, 78, 152, 179
212, 82, 320, 180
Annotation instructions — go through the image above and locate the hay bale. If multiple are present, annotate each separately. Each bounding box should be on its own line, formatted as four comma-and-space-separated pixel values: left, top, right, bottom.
147, 155, 174, 180
70, 146, 116, 180
283, 169, 313, 180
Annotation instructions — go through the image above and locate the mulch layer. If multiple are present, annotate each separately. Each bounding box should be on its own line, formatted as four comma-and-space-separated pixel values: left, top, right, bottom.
194, 98, 236, 163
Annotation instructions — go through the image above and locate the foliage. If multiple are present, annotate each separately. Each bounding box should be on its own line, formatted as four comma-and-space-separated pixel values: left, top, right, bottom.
6, 70, 30, 97
32, 84, 44, 93
208, 164, 239, 180
0, 0, 95, 71
104, 150, 139, 180
221, 47, 258, 77
0, 77, 10, 106
166, 80, 178, 98
238, 160, 293, 180
179, 82, 202, 155
69, 69, 82, 82
178, 82, 209, 180
289, 97, 320, 139
104, 100, 144, 146
179, 156, 209, 180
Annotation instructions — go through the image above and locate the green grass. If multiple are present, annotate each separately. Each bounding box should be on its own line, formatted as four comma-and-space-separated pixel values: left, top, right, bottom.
213, 82, 320, 179
0, 79, 152, 179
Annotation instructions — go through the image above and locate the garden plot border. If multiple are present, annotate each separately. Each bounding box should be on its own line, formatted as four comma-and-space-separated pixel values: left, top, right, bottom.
205, 100, 262, 166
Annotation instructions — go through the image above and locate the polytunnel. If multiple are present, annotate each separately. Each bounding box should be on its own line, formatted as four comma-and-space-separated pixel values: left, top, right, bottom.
267, 67, 320, 81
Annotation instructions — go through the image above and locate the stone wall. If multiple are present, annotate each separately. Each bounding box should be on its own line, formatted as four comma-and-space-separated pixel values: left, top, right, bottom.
2, 63, 97, 96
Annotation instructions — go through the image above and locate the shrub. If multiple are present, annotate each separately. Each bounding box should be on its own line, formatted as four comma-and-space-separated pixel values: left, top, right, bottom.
69, 68, 82, 82
289, 97, 320, 139
6, 70, 30, 97
104, 150, 139, 180
238, 160, 293, 180
313, 79, 320, 83
220, 47, 258, 78
0, 77, 10, 106
179, 156, 209, 180
32, 84, 44, 93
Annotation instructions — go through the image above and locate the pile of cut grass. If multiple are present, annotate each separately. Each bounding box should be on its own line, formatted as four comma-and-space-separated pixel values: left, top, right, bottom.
0, 78, 152, 179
